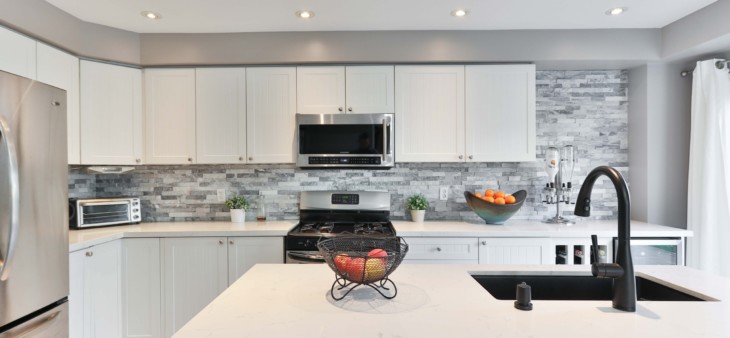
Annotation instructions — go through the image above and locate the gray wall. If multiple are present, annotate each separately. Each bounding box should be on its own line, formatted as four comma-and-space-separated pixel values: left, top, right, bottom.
69, 70, 628, 223
662, 0, 730, 61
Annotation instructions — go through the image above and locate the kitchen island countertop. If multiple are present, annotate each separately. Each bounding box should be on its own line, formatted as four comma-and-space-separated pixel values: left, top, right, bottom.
171, 263, 729, 338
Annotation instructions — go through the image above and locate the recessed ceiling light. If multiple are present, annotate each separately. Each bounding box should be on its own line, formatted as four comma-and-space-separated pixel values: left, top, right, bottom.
296, 10, 315, 19
606, 7, 627, 16
451, 9, 468, 17
141, 11, 162, 20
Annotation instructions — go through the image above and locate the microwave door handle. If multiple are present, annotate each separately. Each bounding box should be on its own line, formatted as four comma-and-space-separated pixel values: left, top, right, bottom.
0, 115, 20, 281
382, 118, 388, 162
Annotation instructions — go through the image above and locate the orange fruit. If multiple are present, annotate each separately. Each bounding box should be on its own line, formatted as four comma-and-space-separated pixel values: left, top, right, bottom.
494, 197, 506, 205
484, 189, 495, 197
504, 195, 516, 204
494, 191, 505, 199
474, 192, 483, 198
484, 196, 495, 203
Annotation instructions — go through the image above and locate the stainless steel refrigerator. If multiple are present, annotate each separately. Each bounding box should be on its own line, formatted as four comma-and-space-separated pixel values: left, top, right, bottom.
0, 70, 69, 336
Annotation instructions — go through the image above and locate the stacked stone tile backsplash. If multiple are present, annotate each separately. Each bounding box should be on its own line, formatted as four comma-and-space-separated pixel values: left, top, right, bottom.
68, 70, 628, 222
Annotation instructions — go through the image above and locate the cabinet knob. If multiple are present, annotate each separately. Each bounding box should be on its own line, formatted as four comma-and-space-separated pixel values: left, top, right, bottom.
219, 240, 224, 245
135, 158, 141, 163
338, 107, 343, 112
229, 240, 234, 245
458, 155, 463, 160
348, 107, 353, 112
85, 251, 93, 257
51, 101, 61, 106
436, 247, 442, 252
249, 157, 253, 161
187, 157, 193, 162
239, 156, 243, 161
469, 155, 473, 160
481, 241, 487, 245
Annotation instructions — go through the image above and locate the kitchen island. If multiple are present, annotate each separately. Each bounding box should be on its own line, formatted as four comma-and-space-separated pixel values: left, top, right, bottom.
172, 264, 729, 338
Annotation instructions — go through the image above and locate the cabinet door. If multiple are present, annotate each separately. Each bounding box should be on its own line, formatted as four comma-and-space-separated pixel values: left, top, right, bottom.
80, 61, 143, 165
0, 26, 36, 79
69, 250, 86, 338
345, 66, 394, 114
296, 66, 345, 114
227, 237, 284, 285
246, 67, 296, 164
86, 241, 122, 338
162, 237, 227, 338
36, 43, 81, 164
401, 237, 479, 263
395, 66, 465, 162
145, 69, 197, 164
196, 68, 247, 164
121, 239, 161, 338
465, 65, 536, 162
478, 238, 550, 265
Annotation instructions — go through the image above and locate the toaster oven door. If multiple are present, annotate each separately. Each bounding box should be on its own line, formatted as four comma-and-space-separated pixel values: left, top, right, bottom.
77, 200, 132, 228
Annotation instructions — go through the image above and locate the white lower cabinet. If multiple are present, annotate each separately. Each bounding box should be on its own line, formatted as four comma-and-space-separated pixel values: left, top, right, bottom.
478, 238, 551, 265
69, 240, 122, 338
121, 239, 161, 338
401, 237, 479, 264
227, 237, 284, 285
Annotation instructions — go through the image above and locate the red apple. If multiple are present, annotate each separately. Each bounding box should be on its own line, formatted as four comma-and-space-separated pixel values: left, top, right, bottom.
334, 253, 351, 273
367, 248, 388, 259
345, 257, 366, 282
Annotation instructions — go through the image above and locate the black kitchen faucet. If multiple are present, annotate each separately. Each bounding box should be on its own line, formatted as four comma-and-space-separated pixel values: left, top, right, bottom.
574, 166, 637, 312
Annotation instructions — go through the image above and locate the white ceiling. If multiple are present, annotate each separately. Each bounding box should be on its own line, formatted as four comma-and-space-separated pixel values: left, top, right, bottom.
45, 0, 716, 34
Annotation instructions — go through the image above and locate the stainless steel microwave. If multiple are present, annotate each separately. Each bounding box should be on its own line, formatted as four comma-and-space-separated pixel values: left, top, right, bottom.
296, 113, 394, 168
69, 197, 142, 229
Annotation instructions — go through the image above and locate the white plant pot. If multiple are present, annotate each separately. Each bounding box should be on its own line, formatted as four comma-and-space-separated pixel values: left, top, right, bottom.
410, 210, 426, 223
230, 209, 246, 223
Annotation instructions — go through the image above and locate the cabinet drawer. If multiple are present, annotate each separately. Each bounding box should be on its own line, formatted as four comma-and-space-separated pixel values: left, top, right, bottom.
402, 237, 479, 261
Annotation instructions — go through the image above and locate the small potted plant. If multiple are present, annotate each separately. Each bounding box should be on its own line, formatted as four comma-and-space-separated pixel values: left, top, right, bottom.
406, 194, 429, 222
225, 196, 249, 223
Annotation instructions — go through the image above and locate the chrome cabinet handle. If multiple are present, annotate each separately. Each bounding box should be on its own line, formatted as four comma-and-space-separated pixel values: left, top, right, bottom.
187, 157, 193, 162
248, 157, 253, 161
481, 241, 487, 245
219, 240, 224, 245
469, 155, 473, 160
0, 116, 20, 281
229, 240, 234, 245
239, 157, 243, 161
348, 107, 353, 112
436, 247, 442, 252
85, 251, 93, 257
52, 101, 61, 106
458, 155, 463, 160
135, 158, 141, 163
338, 107, 343, 112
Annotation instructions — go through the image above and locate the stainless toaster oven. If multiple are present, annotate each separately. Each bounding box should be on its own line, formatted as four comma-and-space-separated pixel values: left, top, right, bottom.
69, 197, 141, 229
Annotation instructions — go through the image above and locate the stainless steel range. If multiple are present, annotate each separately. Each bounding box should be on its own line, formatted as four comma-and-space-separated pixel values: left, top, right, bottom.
285, 191, 395, 264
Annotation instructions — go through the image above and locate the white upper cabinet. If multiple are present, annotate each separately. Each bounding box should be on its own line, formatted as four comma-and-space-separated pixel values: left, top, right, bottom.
465, 65, 536, 162
195, 68, 247, 164
297, 66, 345, 114
345, 66, 394, 114
80, 61, 143, 165
144, 68, 197, 164
297, 66, 395, 114
0, 26, 36, 79
36, 43, 81, 164
246, 67, 297, 164
395, 65, 465, 162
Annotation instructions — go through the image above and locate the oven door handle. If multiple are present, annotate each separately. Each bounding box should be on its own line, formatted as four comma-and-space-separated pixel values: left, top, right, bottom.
287, 251, 326, 263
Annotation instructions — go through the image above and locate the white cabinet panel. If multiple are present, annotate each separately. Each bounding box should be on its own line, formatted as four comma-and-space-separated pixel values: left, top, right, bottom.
0, 26, 36, 79
402, 237, 478, 261
478, 238, 550, 265
69, 250, 85, 338
466, 65, 536, 162
86, 241, 122, 338
80, 61, 143, 165
297, 66, 345, 114
395, 66, 465, 162
144, 69, 196, 164
195, 68, 246, 164
227, 237, 284, 285
246, 67, 296, 164
121, 239, 161, 338
345, 66, 394, 114
162, 237, 228, 338
36, 43, 81, 164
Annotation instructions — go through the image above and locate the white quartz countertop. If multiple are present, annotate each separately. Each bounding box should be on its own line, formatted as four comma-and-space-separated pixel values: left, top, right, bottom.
172, 264, 729, 338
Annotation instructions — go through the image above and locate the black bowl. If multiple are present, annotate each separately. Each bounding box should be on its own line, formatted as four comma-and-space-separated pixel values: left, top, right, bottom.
464, 190, 527, 224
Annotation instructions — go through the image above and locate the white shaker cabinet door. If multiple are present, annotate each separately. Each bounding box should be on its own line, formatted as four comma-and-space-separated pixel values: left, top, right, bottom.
162, 237, 228, 338
69, 250, 86, 338
80, 61, 143, 165
36, 43, 81, 164
246, 67, 297, 164
227, 237, 284, 285
195, 68, 247, 164
144, 68, 197, 164
345, 66, 394, 114
121, 239, 161, 338
395, 65, 465, 162
296, 66, 345, 114
0, 26, 36, 79
465, 65, 536, 162
85, 240, 122, 338
478, 238, 550, 265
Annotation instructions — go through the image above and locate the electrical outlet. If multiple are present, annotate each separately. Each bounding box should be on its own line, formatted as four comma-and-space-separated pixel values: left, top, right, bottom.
439, 187, 449, 201
216, 189, 226, 202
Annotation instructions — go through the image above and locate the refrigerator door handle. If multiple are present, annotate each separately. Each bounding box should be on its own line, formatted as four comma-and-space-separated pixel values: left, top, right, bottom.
0, 115, 20, 281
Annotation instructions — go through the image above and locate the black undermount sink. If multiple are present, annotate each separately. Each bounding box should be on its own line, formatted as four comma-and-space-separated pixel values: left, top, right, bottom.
472, 274, 708, 302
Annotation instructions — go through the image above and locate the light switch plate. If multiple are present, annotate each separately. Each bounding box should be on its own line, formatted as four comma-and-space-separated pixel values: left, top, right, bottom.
217, 189, 226, 202
439, 187, 449, 201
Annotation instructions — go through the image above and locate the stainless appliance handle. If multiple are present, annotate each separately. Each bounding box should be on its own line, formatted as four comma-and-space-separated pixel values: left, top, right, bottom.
0, 115, 20, 281
382, 117, 388, 162
79, 200, 132, 207
0, 306, 62, 338
287, 251, 325, 263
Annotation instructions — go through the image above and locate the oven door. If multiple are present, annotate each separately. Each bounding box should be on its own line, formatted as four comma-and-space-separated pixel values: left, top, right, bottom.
296, 113, 394, 168
286, 251, 326, 264
76, 199, 133, 228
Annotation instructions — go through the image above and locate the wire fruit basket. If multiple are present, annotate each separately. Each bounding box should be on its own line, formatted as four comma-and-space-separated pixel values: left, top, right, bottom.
317, 236, 408, 300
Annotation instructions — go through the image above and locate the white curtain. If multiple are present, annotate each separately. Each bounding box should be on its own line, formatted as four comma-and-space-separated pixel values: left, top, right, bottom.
688, 59, 730, 277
